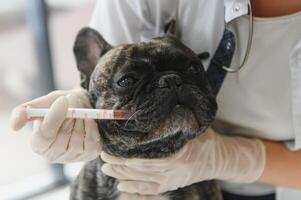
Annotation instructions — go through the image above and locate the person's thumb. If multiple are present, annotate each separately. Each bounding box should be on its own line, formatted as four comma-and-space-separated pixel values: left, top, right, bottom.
10, 90, 70, 131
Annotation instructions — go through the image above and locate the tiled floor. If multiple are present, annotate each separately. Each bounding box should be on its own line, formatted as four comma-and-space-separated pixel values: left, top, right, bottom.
0, 1, 95, 199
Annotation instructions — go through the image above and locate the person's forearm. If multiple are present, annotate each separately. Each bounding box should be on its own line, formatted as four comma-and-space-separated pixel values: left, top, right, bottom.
257, 140, 301, 188
252, 0, 301, 17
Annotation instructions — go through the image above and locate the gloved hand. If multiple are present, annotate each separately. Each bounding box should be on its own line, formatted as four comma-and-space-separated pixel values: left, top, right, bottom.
10, 89, 102, 163
101, 128, 266, 195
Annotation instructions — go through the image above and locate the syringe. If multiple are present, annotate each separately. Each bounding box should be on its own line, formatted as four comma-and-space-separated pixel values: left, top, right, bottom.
26, 108, 131, 120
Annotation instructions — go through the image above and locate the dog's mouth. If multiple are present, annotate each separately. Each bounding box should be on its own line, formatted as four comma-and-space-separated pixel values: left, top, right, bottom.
144, 104, 207, 143
114, 104, 209, 142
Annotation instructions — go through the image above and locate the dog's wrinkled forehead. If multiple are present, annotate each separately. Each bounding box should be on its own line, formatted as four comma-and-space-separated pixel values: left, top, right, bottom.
91, 36, 196, 85
73, 27, 204, 91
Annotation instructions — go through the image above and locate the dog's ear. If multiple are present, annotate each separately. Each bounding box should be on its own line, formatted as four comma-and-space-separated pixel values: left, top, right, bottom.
198, 52, 210, 61
164, 19, 177, 37
73, 27, 112, 89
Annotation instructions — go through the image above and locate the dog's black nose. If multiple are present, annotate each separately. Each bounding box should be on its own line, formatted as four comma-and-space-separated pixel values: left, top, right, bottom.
158, 74, 182, 88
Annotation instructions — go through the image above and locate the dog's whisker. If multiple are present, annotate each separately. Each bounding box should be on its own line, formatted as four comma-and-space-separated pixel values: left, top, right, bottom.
124, 109, 142, 128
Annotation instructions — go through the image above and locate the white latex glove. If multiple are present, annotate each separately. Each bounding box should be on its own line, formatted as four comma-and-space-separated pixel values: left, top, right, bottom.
10, 89, 102, 163
101, 128, 266, 195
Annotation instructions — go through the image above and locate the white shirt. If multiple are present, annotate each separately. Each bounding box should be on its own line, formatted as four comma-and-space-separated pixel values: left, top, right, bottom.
217, 10, 301, 141
89, 0, 224, 68
216, 10, 301, 199
89, 0, 301, 199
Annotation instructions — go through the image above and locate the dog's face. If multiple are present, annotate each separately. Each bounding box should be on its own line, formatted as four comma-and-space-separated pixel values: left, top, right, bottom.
73, 28, 217, 158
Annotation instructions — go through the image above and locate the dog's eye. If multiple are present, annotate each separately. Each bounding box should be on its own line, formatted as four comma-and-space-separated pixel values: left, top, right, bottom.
188, 64, 201, 74
118, 76, 136, 88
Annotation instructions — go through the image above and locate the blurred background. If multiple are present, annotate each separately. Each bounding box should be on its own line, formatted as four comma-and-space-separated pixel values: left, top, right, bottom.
0, 0, 96, 199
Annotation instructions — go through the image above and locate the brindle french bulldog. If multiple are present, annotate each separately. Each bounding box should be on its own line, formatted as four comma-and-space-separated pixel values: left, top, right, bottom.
70, 26, 222, 200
